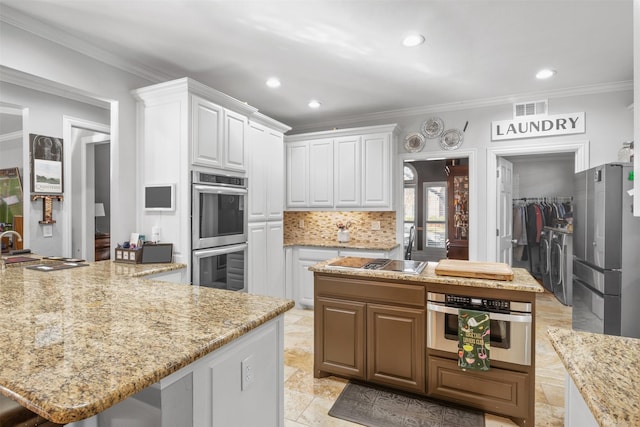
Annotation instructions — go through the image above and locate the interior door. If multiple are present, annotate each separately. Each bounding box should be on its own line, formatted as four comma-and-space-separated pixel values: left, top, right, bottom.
496, 157, 514, 264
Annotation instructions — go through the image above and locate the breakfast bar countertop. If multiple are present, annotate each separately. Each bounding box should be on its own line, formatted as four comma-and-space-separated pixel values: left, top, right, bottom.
310, 259, 544, 293
0, 261, 294, 424
547, 327, 640, 427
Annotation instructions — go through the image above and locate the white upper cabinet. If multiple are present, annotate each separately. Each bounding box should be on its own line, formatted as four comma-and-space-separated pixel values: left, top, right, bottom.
223, 109, 247, 172
309, 138, 334, 207
285, 124, 397, 210
286, 142, 309, 208
192, 95, 224, 168
362, 132, 391, 207
334, 135, 362, 207
247, 120, 287, 222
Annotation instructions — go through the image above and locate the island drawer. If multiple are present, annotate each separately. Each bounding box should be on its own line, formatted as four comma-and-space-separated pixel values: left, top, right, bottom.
427, 356, 529, 419
315, 275, 425, 307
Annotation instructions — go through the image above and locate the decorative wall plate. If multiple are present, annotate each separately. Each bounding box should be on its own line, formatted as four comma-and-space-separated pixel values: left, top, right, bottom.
421, 117, 445, 139
404, 132, 426, 152
439, 129, 464, 150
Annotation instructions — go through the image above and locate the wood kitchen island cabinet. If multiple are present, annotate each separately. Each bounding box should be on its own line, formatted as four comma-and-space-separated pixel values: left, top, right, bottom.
314, 275, 425, 394
311, 259, 543, 427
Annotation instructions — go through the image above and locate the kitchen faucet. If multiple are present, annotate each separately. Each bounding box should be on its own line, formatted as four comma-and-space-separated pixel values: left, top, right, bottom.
0, 230, 23, 271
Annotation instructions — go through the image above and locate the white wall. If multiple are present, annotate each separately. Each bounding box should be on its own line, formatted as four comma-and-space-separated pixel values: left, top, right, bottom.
0, 20, 155, 251
0, 82, 110, 255
508, 155, 575, 199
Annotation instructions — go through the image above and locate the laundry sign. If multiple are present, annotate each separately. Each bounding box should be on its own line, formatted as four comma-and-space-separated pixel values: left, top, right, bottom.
491, 112, 585, 141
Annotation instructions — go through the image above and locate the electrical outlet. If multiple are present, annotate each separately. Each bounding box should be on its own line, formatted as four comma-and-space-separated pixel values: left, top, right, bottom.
42, 224, 53, 237
371, 221, 381, 231
241, 355, 255, 391
299, 219, 305, 229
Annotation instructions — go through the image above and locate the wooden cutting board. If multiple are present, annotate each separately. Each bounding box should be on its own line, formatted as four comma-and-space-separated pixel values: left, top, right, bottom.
435, 259, 514, 281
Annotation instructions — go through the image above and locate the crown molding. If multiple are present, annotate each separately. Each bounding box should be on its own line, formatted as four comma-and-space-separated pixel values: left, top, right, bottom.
0, 130, 22, 143
285, 123, 398, 142
290, 80, 634, 134
0, 5, 172, 85
0, 65, 110, 109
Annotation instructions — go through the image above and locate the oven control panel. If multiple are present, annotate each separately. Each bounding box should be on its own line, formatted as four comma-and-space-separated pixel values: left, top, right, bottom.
445, 295, 510, 311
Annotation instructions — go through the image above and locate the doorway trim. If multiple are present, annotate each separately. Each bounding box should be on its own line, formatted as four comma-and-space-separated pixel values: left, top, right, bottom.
486, 139, 589, 262
398, 148, 478, 260
62, 116, 110, 258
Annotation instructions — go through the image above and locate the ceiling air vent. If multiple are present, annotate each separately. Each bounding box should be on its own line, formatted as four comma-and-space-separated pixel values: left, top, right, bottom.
513, 100, 548, 118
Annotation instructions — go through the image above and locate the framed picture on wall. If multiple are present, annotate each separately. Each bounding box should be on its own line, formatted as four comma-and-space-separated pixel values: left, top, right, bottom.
30, 134, 63, 194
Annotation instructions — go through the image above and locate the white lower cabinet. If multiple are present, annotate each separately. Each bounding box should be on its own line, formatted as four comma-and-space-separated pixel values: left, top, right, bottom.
290, 246, 400, 308
295, 248, 339, 308
248, 221, 285, 298
565, 374, 599, 427
71, 316, 284, 427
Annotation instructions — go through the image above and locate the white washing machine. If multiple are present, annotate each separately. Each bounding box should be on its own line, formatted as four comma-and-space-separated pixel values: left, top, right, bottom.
539, 228, 554, 292
550, 230, 573, 306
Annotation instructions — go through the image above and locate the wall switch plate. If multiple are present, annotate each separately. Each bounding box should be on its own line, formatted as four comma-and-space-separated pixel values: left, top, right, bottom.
299, 219, 305, 229
241, 355, 255, 391
371, 221, 381, 231
42, 224, 53, 237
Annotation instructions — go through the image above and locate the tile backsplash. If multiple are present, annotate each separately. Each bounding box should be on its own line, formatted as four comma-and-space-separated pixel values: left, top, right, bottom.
284, 211, 396, 244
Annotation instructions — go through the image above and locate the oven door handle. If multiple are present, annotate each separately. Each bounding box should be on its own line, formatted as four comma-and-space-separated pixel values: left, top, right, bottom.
193, 184, 247, 195
426, 303, 532, 324
193, 243, 248, 259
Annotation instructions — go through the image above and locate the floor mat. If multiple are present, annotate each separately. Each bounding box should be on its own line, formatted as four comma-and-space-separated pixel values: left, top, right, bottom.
328, 382, 485, 427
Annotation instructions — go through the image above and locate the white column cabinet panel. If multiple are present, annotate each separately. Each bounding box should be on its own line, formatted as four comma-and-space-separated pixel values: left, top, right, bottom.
309, 138, 334, 207
362, 132, 391, 207
192, 95, 223, 169
286, 142, 309, 207
335, 135, 362, 207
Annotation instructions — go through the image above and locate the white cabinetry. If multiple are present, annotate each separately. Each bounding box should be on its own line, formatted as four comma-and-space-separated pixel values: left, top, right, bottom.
191, 95, 247, 172
334, 135, 361, 207
565, 374, 599, 427
290, 246, 400, 308
286, 142, 309, 208
248, 221, 285, 297
246, 114, 290, 298
309, 138, 334, 207
133, 78, 279, 275
285, 124, 397, 210
295, 248, 339, 307
83, 316, 285, 427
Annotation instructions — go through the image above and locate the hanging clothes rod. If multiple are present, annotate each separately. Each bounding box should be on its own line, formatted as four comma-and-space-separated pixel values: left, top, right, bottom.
513, 196, 573, 203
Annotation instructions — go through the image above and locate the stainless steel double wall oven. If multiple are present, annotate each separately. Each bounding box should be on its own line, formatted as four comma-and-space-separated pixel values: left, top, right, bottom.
192, 171, 247, 291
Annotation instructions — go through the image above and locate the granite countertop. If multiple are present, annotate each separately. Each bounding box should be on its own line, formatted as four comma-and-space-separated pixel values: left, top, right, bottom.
547, 327, 640, 427
284, 238, 400, 251
0, 261, 294, 424
310, 259, 544, 293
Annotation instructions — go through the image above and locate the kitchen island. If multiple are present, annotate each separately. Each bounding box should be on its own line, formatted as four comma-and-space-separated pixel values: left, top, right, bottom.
548, 327, 640, 427
310, 259, 543, 427
0, 260, 294, 426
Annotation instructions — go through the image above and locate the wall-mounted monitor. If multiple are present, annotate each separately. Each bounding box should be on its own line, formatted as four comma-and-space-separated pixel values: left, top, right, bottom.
144, 184, 175, 212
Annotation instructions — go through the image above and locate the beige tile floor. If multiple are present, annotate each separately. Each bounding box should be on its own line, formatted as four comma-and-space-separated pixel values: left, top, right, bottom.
283, 290, 571, 427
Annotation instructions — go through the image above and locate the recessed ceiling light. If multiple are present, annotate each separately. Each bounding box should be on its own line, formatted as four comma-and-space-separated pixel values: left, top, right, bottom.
266, 77, 281, 88
308, 100, 321, 109
402, 34, 425, 47
536, 69, 556, 79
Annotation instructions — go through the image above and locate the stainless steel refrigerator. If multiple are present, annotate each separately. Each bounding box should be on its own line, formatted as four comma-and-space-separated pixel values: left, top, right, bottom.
573, 163, 640, 338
